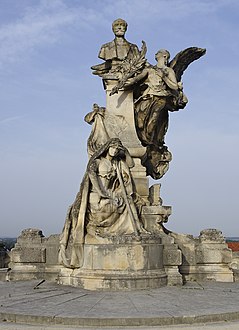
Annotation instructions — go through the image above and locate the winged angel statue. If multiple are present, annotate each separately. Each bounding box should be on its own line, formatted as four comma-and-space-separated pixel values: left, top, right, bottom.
108, 43, 206, 179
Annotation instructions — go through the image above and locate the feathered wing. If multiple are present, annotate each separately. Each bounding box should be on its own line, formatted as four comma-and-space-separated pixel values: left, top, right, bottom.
109, 41, 147, 95
169, 47, 206, 81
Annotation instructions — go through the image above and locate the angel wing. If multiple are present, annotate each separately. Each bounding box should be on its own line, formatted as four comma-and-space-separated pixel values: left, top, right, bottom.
109, 41, 147, 95
169, 47, 206, 82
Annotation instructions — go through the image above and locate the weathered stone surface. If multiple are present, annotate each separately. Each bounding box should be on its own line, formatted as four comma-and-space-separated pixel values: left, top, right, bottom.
11, 247, 46, 263
163, 246, 182, 266
141, 205, 171, 234
44, 235, 60, 265
196, 245, 232, 264
58, 235, 166, 290
173, 229, 233, 283
59, 268, 167, 291
104, 80, 145, 159
9, 231, 61, 282
231, 252, 239, 270
149, 184, 162, 205
180, 264, 233, 283
17, 228, 44, 246
231, 252, 239, 282
199, 228, 225, 243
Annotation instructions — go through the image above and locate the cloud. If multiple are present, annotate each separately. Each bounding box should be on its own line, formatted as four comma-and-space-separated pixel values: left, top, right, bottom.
100, 0, 239, 23
0, 0, 77, 67
0, 0, 237, 70
1, 0, 238, 69
0, 115, 25, 125
0, 0, 112, 69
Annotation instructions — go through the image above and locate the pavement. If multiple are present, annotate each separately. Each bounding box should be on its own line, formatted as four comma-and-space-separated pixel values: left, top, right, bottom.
1, 321, 239, 330
1, 280, 239, 329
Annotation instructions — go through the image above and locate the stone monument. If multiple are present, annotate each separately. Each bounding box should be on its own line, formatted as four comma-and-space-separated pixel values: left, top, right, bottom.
8, 19, 234, 289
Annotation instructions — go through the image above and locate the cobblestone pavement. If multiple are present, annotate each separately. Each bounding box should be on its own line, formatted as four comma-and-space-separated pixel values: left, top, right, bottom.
1, 280, 239, 328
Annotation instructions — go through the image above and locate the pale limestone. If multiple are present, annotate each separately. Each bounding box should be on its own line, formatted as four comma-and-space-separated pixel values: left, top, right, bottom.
172, 229, 233, 283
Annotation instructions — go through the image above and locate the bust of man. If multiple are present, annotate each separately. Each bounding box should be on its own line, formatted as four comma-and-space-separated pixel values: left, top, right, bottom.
91, 19, 140, 76
98, 18, 139, 62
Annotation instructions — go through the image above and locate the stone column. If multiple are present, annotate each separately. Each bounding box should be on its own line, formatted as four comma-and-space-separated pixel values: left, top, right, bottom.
103, 78, 148, 199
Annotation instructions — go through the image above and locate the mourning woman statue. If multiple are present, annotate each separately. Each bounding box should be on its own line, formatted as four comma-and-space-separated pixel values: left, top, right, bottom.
59, 138, 146, 269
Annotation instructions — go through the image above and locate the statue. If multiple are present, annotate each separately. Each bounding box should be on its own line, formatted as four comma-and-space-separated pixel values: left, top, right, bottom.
109, 45, 206, 178
91, 18, 140, 77
58, 19, 206, 288
59, 138, 146, 269
11, 19, 231, 291
121, 48, 186, 179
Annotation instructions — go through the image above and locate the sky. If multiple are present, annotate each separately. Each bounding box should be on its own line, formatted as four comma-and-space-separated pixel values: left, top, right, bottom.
0, 0, 239, 238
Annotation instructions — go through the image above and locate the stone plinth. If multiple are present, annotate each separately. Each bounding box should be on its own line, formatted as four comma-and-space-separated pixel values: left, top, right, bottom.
58, 235, 167, 290
162, 234, 183, 286
173, 229, 233, 283
9, 229, 60, 282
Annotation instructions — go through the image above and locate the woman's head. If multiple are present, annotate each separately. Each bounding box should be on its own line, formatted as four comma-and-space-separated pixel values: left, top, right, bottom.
87, 138, 134, 170
107, 138, 124, 157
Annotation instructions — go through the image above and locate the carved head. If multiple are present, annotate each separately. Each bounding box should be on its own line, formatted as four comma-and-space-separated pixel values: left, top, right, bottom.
112, 18, 128, 37
92, 103, 99, 111
87, 138, 134, 170
107, 138, 125, 158
155, 49, 170, 65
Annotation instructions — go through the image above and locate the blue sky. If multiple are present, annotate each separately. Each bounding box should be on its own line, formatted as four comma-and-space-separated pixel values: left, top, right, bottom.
0, 0, 239, 237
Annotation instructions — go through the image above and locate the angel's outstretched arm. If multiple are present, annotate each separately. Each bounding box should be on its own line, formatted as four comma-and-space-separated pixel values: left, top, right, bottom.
124, 70, 148, 88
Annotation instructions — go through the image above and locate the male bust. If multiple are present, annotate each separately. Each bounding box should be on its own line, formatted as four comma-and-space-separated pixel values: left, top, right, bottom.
99, 18, 139, 62
92, 18, 139, 76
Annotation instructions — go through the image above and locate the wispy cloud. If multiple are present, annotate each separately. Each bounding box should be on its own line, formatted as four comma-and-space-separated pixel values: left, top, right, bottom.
0, 0, 78, 67
101, 0, 239, 22
0, 0, 238, 68
0, 115, 24, 125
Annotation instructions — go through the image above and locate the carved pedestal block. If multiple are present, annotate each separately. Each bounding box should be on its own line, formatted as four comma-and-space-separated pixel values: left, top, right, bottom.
58, 235, 167, 290
173, 229, 233, 283
9, 229, 60, 282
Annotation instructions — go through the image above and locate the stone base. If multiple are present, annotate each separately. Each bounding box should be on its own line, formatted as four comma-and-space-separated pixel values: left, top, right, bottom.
58, 268, 167, 291
8, 264, 61, 282
172, 229, 234, 283
164, 266, 183, 286
58, 235, 167, 290
180, 264, 234, 283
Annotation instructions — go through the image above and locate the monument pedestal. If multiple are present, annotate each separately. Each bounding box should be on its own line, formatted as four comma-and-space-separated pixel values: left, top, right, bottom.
58, 235, 167, 290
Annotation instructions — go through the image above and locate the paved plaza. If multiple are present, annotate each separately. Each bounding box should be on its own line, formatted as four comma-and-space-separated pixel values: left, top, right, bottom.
1, 280, 239, 328
1, 321, 239, 329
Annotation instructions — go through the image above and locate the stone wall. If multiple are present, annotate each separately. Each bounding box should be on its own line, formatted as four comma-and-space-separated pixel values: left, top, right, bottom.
172, 229, 233, 283
9, 229, 60, 282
